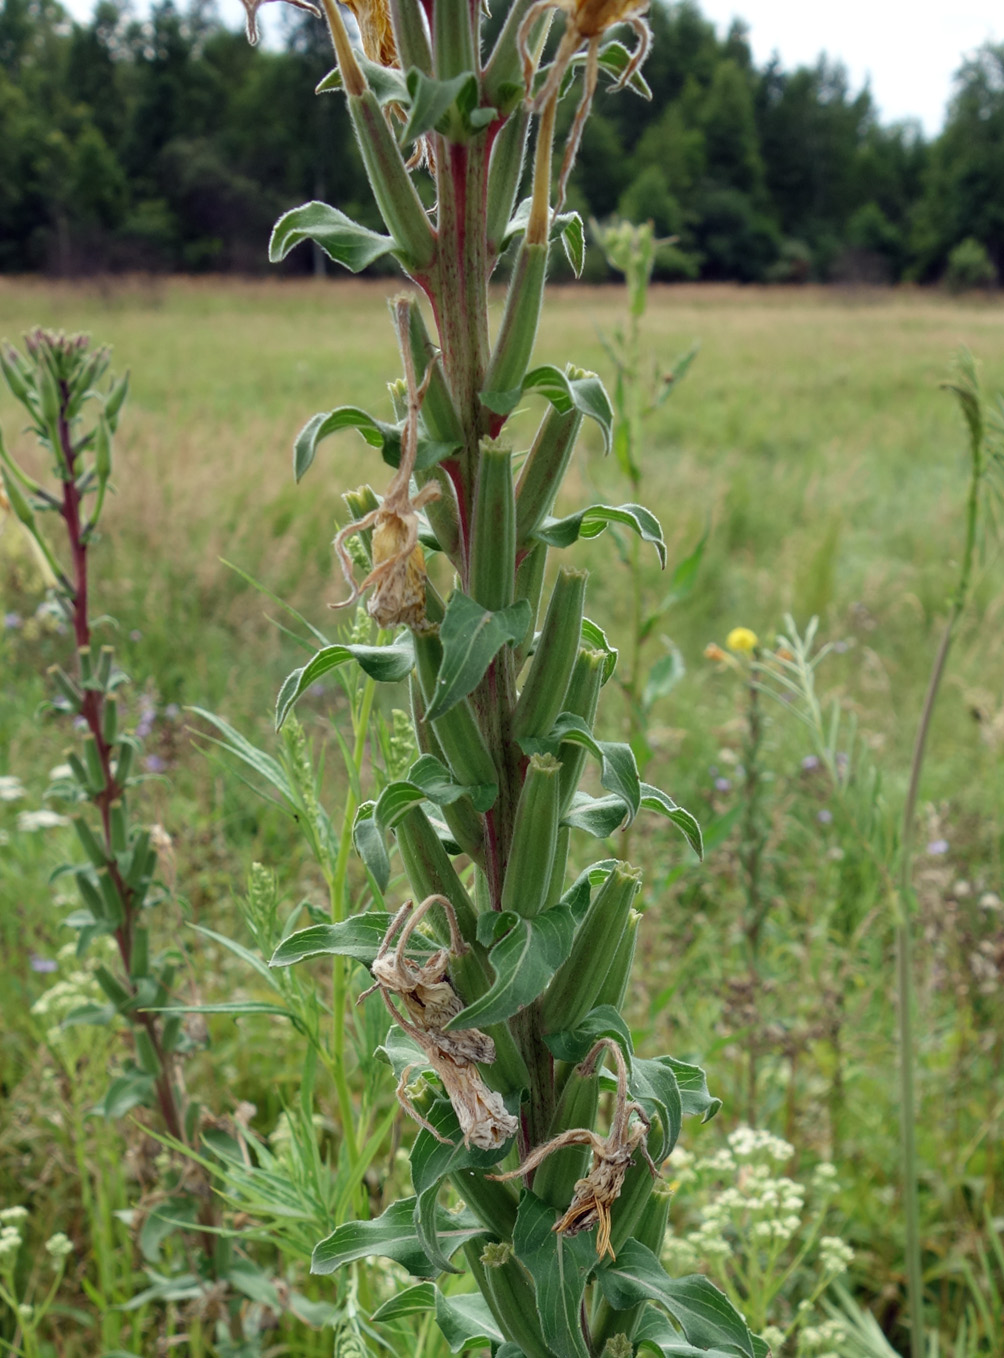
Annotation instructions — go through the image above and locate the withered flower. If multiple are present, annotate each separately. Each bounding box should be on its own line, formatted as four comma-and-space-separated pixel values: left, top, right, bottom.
489, 1037, 657, 1259
362, 895, 518, 1151
239, 0, 321, 47
340, 0, 397, 66
333, 298, 440, 630
518, 0, 651, 210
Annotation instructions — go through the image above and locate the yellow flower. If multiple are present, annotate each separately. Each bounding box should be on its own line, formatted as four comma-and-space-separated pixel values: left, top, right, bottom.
726, 627, 758, 654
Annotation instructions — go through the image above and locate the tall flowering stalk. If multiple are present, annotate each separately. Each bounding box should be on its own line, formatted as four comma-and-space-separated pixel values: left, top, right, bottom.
263, 2, 764, 1353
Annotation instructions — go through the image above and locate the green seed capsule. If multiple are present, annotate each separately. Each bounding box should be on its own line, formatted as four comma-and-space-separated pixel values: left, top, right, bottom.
47, 665, 81, 712
557, 647, 605, 813
530, 1064, 600, 1212
540, 863, 641, 1033
414, 629, 498, 795
482, 242, 548, 417
594, 909, 640, 1012
130, 926, 149, 980
512, 568, 587, 742
348, 91, 436, 273
95, 964, 132, 1010
72, 815, 107, 869
469, 441, 516, 613
513, 541, 547, 670
82, 735, 106, 794
515, 405, 582, 545
97, 869, 126, 926
109, 800, 128, 855
500, 753, 561, 919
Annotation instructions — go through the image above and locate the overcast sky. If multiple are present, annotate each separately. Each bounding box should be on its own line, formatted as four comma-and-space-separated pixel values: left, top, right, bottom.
63, 0, 1001, 137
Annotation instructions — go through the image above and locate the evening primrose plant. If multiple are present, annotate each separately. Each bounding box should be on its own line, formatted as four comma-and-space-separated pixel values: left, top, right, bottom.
251, 1, 765, 1355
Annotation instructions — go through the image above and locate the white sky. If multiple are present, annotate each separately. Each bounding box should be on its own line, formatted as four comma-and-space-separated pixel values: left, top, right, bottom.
62, 0, 1002, 137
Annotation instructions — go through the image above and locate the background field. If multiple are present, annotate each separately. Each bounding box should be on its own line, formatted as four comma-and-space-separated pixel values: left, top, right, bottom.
2, 278, 1003, 1353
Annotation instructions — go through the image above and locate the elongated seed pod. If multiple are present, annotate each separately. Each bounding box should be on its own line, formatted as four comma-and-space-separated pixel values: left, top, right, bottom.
474, 1250, 553, 1358
512, 567, 586, 742
486, 111, 530, 252
594, 909, 640, 1012
530, 1064, 600, 1212
130, 926, 149, 981
451, 1167, 518, 1237
73, 815, 107, 869
411, 676, 485, 863
515, 405, 582, 545
540, 863, 641, 1033
557, 646, 605, 813
500, 753, 561, 919
432, 0, 476, 78
388, 0, 431, 72
593, 1181, 672, 1350
348, 91, 436, 273
469, 441, 516, 612
513, 541, 547, 670
482, 243, 548, 416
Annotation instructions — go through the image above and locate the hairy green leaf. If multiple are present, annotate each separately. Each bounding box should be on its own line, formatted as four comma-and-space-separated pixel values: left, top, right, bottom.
521, 712, 641, 825
512, 1190, 596, 1358
424, 592, 531, 721
502, 199, 586, 276
639, 783, 703, 859
276, 633, 415, 729
269, 202, 395, 271
595, 1242, 755, 1357
635, 1304, 741, 1357
312, 1198, 488, 1278
407, 753, 496, 815
536, 502, 667, 567
268, 915, 435, 969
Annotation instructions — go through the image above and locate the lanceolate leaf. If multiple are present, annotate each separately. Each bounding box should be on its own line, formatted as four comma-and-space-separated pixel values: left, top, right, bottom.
371, 1283, 436, 1323
275, 633, 415, 729
292, 406, 461, 484
502, 198, 586, 277
423, 592, 531, 721
594, 1242, 755, 1358
543, 1004, 634, 1064
635, 1304, 742, 1358
353, 802, 391, 892
268, 915, 437, 969
663, 1057, 722, 1123
269, 201, 395, 272
619, 1055, 682, 1162
372, 1285, 505, 1353
521, 713, 641, 825
562, 791, 629, 838
481, 363, 613, 450
311, 1198, 488, 1279
445, 899, 582, 1030
536, 502, 667, 568
316, 55, 409, 104
581, 617, 618, 683
411, 1098, 514, 1273
640, 784, 703, 859
407, 754, 496, 815
512, 1191, 596, 1358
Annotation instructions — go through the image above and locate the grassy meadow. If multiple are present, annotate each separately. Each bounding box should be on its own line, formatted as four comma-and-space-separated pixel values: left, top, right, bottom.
1, 276, 1003, 1355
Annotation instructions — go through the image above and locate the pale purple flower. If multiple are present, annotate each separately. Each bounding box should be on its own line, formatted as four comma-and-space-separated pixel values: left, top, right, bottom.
143, 755, 167, 774
714, 777, 732, 793
4, 612, 22, 630
817, 809, 833, 825
164, 703, 180, 720
801, 755, 820, 772
927, 839, 949, 856
30, 954, 57, 973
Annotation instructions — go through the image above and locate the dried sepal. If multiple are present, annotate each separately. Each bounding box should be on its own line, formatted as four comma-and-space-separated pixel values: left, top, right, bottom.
488, 1037, 657, 1259
340, 0, 397, 65
332, 298, 440, 630
239, 0, 321, 47
517, 0, 651, 210
364, 895, 517, 1150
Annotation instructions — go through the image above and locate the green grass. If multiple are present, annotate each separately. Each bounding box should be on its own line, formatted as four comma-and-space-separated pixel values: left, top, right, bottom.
1, 277, 1003, 1355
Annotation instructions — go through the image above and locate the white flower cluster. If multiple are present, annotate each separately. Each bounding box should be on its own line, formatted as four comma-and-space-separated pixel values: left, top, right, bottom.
44, 1232, 73, 1262
819, 1235, 853, 1276
798, 1316, 847, 1356
0, 775, 26, 802
0, 1223, 24, 1262
728, 1125, 795, 1164
16, 808, 70, 833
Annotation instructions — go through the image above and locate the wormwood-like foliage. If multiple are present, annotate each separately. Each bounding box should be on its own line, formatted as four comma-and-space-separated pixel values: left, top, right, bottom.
252, 1, 766, 1354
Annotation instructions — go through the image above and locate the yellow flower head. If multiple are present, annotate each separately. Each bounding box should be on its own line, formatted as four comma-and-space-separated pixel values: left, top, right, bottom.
726, 627, 758, 654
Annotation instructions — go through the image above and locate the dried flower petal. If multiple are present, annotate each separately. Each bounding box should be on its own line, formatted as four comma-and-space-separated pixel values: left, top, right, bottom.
341, 0, 397, 66
239, 0, 321, 47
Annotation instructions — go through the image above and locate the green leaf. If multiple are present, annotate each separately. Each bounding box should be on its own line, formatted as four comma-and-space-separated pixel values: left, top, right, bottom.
581, 617, 619, 683
595, 1242, 755, 1358
411, 1098, 514, 1273
639, 784, 703, 859
543, 1004, 633, 1064
521, 713, 641, 826
276, 633, 415, 729
445, 899, 580, 1030
354, 802, 391, 892
512, 1190, 595, 1358
403, 69, 482, 143
642, 646, 685, 710
407, 753, 496, 815
502, 198, 586, 277
311, 1198, 488, 1278
562, 791, 629, 838
269, 201, 395, 272
424, 592, 531, 721
524, 365, 614, 453
371, 1282, 436, 1323
188, 707, 295, 804
101, 1071, 155, 1119
434, 1290, 505, 1352
620, 1055, 682, 1163
292, 406, 394, 483
269, 914, 432, 969
151, 1002, 305, 1032
189, 924, 279, 992
662, 1057, 722, 1123
536, 502, 667, 568
586, 39, 653, 99
635, 1304, 740, 1357
316, 54, 409, 104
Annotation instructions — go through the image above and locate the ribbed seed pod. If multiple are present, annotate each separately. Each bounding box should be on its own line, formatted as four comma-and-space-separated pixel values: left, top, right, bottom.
414, 629, 499, 794
540, 863, 641, 1033
530, 1063, 600, 1211
515, 405, 583, 545
469, 441, 516, 612
557, 646, 605, 813
500, 754, 562, 919
513, 541, 547, 670
512, 568, 587, 742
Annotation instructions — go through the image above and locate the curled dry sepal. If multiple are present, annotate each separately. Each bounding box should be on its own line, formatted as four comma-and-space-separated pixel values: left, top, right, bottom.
361, 895, 518, 1151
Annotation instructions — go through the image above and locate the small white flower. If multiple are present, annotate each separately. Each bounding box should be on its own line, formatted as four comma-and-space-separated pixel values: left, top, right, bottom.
0, 775, 26, 802
48, 763, 74, 781
761, 1325, 785, 1351
0, 1233, 21, 1258
45, 1232, 73, 1260
820, 1234, 854, 1274
17, 1302, 33, 1322
0, 1207, 29, 1225
17, 808, 70, 832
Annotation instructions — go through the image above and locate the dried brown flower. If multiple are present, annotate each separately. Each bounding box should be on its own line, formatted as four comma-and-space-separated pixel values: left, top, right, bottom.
489, 1037, 656, 1259
518, 0, 651, 209
333, 298, 440, 630
340, 0, 397, 66
362, 895, 517, 1151
239, 0, 321, 47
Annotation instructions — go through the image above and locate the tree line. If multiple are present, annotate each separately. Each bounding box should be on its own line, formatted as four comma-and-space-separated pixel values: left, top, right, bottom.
1, 0, 1001, 283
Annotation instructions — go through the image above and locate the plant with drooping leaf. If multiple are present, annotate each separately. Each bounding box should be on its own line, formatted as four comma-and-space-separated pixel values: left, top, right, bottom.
256, 0, 768, 1354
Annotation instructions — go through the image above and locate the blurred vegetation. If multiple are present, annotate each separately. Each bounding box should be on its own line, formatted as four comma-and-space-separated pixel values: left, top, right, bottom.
0, 0, 1002, 286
